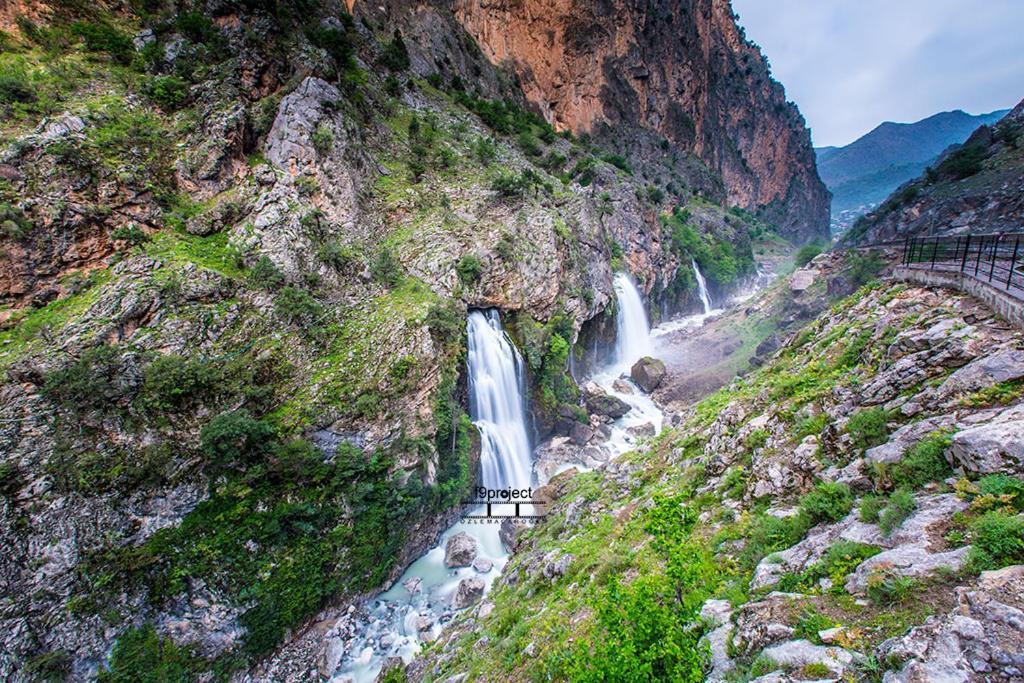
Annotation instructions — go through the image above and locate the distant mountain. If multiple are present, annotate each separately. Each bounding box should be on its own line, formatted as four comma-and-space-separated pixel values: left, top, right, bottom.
816, 108, 1010, 228
842, 98, 1024, 245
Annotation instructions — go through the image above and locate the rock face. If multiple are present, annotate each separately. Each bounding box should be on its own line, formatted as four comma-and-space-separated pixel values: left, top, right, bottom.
444, 532, 479, 568
630, 356, 666, 392
949, 405, 1024, 475
582, 382, 631, 418
445, 0, 830, 241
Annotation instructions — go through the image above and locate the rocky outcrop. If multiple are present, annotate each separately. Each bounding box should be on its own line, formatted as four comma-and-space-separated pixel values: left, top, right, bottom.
444, 532, 479, 568
630, 356, 666, 393
443, 0, 830, 241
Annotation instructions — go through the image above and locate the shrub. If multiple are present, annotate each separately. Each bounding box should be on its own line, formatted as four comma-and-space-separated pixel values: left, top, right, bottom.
492, 169, 538, 197
0, 202, 33, 239
307, 25, 354, 67
846, 250, 885, 288
455, 254, 483, 285
0, 61, 36, 106
845, 407, 890, 451
200, 410, 276, 470
111, 224, 150, 246
859, 494, 885, 523
968, 511, 1024, 570
424, 302, 462, 342
600, 153, 632, 174
275, 287, 323, 326
312, 122, 334, 156
370, 249, 403, 287
977, 474, 1024, 511
800, 481, 853, 524
473, 136, 496, 164
938, 141, 986, 180
98, 623, 192, 682
0, 461, 20, 496
794, 607, 834, 644
495, 232, 516, 261
380, 31, 410, 71
887, 432, 952, 490
141, 355, 213, 411
795, 242, 823, 267
879, 489, 916, 535
176, 11, 223, 47
71, 21, 134, 64
318, 239, 358, 271
25, 650, 72, 683
866, 569, 916, 604
250, 255, 285, 289
42, 345, 123, 409
142, 76, 189, 110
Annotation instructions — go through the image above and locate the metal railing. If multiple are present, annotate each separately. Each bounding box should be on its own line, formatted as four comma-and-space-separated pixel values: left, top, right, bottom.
902, 232, 1024, 300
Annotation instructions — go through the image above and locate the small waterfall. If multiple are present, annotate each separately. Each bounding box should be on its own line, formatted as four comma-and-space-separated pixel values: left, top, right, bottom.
466, 310, 533, 490
692, 258, 713, 314
612, 272, 653, 369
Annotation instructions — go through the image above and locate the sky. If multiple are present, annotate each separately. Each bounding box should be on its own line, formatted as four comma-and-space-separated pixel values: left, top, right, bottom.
731, 0, 1024, 148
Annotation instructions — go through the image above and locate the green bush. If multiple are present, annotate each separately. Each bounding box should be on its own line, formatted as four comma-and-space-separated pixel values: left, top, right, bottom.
492, 169, 539, 197
938, 141, 986, 180
42, 344, 123, 409
859, 494, 885, 523
71, 21, 134, 64
0, 461, 20, 496
455, 254, 483, 285
886, 432, 952, 489
199, 409, 276, 470
866, 569, 916, 604
879, 489, 916, 535
977, 474, 1024, 511
424, 302, 462, 342
312, 122, 334, 155
98, 623, 192, 682
600, 153, 632, 174
0, 202, 33, 239
794, 608, 834, 644
250, 255, 285, 289
275, 287, 323, 326
968, 511, 1024, 570
318, 239, 358, 271
142, 76, 189, 109
800, 481, 853, 524
380, 30, 410, 71
795, 242, 823, 267
141, 355, 214, 411
0, 60, 36, 106
370, 249, 404, 287
846, 250, 885, 288
845, 407, 890, 451
25, 650, 71, 683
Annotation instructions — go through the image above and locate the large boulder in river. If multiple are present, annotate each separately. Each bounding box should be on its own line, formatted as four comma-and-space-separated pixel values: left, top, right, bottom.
582, 382, 630, 418
444, 532, 478, 567
630, 356, 666, 393
452, 577, 485, 608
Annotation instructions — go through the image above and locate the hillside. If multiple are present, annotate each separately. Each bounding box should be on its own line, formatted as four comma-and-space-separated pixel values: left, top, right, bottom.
844, 98, 1024, 245
0, 1, 825, 680
817, 109, 1008, 232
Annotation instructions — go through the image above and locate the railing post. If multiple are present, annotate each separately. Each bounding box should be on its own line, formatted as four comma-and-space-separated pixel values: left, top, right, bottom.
902, 237, 910, 266
1009, 237, 1020, 290
931, 238, 938, 268
990, 236, 999, 282
960, 234, 971, 272
975, 236, 984, 276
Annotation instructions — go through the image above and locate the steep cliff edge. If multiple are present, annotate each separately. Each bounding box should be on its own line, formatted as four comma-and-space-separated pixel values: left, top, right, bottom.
441, 0, 830, 242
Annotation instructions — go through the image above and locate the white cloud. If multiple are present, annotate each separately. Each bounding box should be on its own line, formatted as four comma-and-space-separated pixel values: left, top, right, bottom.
732, 0, 1024, 147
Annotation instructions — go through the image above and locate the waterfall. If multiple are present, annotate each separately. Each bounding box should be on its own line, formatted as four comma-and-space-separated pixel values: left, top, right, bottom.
466, 310, 533, 490
692, 258, 713, 314
612, 272, 653, 369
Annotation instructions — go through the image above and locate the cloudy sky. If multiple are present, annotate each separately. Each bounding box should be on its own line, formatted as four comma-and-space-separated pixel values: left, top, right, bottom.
731, 0, 1024, 148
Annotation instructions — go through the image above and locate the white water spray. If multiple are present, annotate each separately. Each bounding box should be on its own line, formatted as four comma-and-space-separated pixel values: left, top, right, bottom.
612, 272, 653, 370
692, 258, 713, 314
335, 311, 533, 683
466, 310, 534, 491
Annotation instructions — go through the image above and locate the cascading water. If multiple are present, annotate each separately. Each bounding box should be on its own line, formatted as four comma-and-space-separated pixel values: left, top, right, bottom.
612, 272, 654, 370
466, 310, 534, 491
692, 258, 713, 314
334, 310, 533, 683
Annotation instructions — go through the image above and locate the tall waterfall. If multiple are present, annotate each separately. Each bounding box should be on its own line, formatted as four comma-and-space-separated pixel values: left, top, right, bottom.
612, 272, 653, 369
466, 310, 533, 490
692, 258, 713, 314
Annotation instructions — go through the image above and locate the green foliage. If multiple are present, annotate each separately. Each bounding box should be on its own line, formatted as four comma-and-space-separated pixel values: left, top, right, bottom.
0, 202, 33, 239
794, 413, 828, 440
866, 569, 916, 605
98, 623, 193, 682
878, 489, 916, 535
380, 30, 410, 71
845, 407, 890, 452
111, 223, 150, 246
71, 21, 134, 64
141, 354, 215, 411
778, 540, 880, 593
455, 254, 483, 285
492, 168, 540, 197
424, 302, 463, 343
318, 239, 359, 271
968, 511, 1024, 570
312, 122, 334, 156
0, 461, 21, 496
800, 481, 853, 524
275, 287, 324, 326
453, 92, 543, 136
42, 344, 123, 410
646, 185, 665, 204
794, 607, 834, 644
600, 153, 632, 174
938, 141, 986, 180
961, 378, 1024, 407
977, 474, 1024, 511
739, 512, 813, 570
495, 232, 516, 262
859, 494, 885, 523
846, 250, 885, 288
176, 11, 224, 48
199, 409, 276, 471
370, 249, 404, 288
662, 209, 754, 287
744, 429, 769, 451
473, 136, 496, 164
884, 432, 953, 490
307, 23, 354, 68
249, 255, 285, 289
24, 650, 71, 683
0, 59, 36, 107
794, 242, 823, 267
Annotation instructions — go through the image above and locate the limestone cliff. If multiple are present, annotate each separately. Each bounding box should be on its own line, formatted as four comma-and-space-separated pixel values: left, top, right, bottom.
442, 0, 830, 242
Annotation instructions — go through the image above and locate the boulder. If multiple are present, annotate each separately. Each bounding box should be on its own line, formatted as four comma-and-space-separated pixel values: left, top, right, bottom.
630, 356, 666, 392
733, 592, 803, 654
760, 639, 856, 676
936, 349, 1024, 399
569, 422, 594, 446
950, 407, 1024, 475
444, 532, 478, 568
452, 577, 485, 608
472, 557, 493, 573
582, 382, 631, 418
318, 637, 345, 678
499, 518, 529, 553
